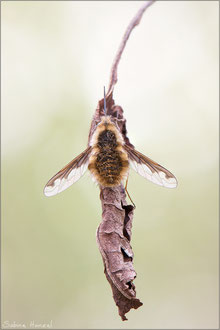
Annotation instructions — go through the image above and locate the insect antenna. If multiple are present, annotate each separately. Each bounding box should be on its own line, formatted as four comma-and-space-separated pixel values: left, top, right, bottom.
104, 86, 107, 117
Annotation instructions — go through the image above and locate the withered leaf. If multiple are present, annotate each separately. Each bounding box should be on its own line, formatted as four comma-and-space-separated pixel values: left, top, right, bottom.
91, 92, 143, 320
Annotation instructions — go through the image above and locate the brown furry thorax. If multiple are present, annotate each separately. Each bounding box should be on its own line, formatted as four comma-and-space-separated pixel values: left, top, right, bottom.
88, 117, 129, 187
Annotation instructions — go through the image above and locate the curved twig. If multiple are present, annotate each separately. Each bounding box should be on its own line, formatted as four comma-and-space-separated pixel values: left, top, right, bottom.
88, 1, 156, 320
107, 0, 155, 96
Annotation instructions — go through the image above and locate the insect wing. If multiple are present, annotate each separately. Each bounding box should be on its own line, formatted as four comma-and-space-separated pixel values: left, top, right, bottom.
124, 145, 177, 188
44, 147, 92, 197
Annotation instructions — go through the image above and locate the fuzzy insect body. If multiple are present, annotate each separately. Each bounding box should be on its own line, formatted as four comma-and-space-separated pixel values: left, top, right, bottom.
88, 117, 129, 187
44, 115, 177, 197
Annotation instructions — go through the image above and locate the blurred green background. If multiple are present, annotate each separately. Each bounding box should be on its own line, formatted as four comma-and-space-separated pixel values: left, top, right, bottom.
2, 1, 218, 329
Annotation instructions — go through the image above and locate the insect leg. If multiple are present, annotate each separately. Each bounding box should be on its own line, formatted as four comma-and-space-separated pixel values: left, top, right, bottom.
125, 177, 136, 209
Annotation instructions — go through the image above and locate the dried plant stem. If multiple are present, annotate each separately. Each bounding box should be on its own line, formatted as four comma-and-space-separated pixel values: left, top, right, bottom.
89, 1, 155, 320
90, 94, 140, 321
107, 0, 155, 95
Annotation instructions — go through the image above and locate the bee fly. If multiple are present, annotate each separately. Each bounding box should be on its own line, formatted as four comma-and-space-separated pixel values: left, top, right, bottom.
44, 88, 177, 197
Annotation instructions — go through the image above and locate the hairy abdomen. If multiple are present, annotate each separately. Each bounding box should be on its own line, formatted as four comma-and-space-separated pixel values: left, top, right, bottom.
88, 128, 129, 187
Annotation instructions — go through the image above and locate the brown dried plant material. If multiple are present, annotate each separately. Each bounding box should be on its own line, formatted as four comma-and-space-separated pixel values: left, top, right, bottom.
107, 0, 155, 95
97, 185, 143, 321
88, 1, 155, 321
89, 92, 142, 320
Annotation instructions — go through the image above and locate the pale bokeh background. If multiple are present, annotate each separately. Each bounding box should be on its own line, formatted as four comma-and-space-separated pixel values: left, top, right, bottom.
2, 1, 219, 329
